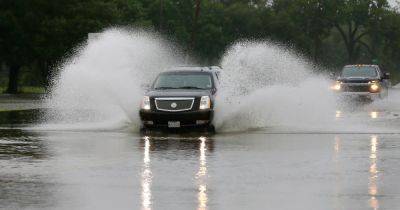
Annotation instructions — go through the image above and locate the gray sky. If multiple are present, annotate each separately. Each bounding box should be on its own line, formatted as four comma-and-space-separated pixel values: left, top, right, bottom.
389, 0, 399, 8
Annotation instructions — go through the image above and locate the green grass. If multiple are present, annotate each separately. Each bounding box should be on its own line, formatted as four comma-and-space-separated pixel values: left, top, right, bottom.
0, 86, 46, 94
19, 86, 46, 94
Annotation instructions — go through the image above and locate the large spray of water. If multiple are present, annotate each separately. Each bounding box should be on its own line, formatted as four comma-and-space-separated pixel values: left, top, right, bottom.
214, 41, 336, 132
42, 28, 400, 133
44, 29, 184, 130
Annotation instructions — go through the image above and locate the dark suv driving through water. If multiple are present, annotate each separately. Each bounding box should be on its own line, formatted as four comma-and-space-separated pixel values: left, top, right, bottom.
331, 64, 390, 100
139, 66, 220, 132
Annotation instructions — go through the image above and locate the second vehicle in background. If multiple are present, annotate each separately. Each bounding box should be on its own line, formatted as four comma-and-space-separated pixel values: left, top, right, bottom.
331, 64, 390, 100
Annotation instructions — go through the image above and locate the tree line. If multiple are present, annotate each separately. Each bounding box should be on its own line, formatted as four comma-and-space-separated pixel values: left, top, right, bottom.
1, 0, 400, 93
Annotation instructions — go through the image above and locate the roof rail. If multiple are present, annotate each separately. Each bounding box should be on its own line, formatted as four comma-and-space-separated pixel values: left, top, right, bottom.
168, 66, 222, 72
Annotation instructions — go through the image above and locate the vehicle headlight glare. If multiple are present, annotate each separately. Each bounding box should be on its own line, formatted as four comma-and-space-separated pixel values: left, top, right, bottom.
331, 82, 341, 91
370, 83, 379, 92
141, 96, 151, 110
199, 96, 211, 110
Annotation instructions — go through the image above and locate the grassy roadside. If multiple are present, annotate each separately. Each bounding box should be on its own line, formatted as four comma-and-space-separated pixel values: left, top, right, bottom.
0, 86, 47, 94
0, 89, 45, 112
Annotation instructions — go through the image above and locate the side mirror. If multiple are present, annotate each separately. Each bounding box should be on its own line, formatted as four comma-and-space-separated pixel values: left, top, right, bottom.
211, 88, 217, 95
383, 72, 390, 79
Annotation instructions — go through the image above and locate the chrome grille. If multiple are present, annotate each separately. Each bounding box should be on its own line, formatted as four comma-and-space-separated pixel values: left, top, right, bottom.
342, 84, 370, 92
155, 97, 195, 112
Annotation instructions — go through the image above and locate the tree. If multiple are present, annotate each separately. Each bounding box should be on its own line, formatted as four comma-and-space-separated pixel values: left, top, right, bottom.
270, 0, 333, 63
326, 0, 389, 63
3, 0, 400, 91
0, 0, 39, 93
0, 0, 137, 93
190, 0, 201, 50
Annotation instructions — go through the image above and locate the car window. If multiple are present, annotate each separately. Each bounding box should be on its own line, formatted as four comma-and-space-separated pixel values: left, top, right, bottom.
341, 66, 378, 78
153, 73, 212, 89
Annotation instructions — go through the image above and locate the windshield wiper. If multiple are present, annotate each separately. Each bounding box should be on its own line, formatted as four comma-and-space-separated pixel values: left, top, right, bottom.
155, 87, 179, 89
155, 86, 206, 90
177, 86, 205, 89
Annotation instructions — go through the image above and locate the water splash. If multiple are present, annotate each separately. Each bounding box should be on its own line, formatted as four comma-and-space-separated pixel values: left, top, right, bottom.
44, 28, 185, 131
214, 41, 337, 132
214, 42, 400, 133
41, 31, 400, 133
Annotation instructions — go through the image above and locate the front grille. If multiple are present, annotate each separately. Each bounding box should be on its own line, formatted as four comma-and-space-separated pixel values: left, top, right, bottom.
342, 80, 370, 83
342, 84, 370, 92
155, 97, 195, 112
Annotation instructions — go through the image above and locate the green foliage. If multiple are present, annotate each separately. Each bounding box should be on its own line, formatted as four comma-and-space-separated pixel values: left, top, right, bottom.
0, 86, 45, 94
2, 0, 400, 93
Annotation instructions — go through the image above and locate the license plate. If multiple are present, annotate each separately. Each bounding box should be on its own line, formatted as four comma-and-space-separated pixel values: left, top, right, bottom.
168, 121, 180, 128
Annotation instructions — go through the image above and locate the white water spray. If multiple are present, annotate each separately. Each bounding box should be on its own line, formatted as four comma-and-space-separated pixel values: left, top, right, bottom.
42, 30, 400, 133
214, 41, 337, 132
44, 28, 185, 131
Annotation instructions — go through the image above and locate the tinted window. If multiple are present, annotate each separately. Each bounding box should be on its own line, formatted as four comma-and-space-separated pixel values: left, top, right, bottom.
341, 66, 378, 78
153, 73, 212, 89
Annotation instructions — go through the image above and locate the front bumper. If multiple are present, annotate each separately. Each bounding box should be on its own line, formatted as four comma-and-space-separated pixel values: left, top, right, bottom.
139, 109, 214, 128
336, 92, 380, 100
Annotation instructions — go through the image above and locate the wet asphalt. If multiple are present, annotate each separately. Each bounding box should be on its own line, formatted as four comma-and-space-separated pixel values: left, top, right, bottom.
0, 96, 400, 210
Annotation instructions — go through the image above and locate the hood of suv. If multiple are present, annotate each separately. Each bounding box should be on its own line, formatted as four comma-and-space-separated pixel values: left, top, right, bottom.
146, 89, 211, 98
338, 77, 377, 83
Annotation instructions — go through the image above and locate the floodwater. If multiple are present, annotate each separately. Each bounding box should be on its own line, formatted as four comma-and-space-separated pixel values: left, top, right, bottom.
3, 30, 400, 210
1, 95, 400, 210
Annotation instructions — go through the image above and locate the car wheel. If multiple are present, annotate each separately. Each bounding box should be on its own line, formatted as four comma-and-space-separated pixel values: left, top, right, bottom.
140, 125, 151, 134
206, 124, 216, 133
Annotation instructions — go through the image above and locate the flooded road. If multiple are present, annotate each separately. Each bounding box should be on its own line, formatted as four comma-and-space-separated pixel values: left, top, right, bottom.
1, 96, 400, 210
3, 28, 400, 210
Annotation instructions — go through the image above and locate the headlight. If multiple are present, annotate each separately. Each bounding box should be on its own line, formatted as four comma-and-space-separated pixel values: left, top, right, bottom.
141, 96, 151, 110
370, 83, 380, 92
199, 96, 211, 110
331, 81, 341, 91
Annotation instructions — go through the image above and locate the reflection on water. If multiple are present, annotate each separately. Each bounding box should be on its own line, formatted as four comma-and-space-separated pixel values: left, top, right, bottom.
333, 136, 342, 210
334, 136, 341, 155
196, 136, 208, 210
0, 129, 48, 160
141, 136, 152, 210
0, 109, 43, 126
0, 129, 53, 209
139, 135, 213, 210
335, 110, 380, 119
333, 135, 380, 210
369, 135, 379, 210
370, 112, 378, 119
335, 111, 342, 119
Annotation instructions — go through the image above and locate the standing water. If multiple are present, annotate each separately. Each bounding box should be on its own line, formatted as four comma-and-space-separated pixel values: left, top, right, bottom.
2, 28, 400, 210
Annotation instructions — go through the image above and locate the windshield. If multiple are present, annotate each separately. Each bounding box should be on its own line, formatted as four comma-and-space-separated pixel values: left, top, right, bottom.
153, 73, 212, 89
341, 66, 378, 78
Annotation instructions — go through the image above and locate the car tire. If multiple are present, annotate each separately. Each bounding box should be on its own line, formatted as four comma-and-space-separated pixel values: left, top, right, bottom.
206, 124, 216, 133
140, 125, 151, 134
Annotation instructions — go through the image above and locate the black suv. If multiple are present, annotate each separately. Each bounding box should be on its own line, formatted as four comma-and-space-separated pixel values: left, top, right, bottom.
139, 66, 220, 131
331, 64, 390, 100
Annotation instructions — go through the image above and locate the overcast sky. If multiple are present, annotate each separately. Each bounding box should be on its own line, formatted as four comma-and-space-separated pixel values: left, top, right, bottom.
389, 0, 399, 8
